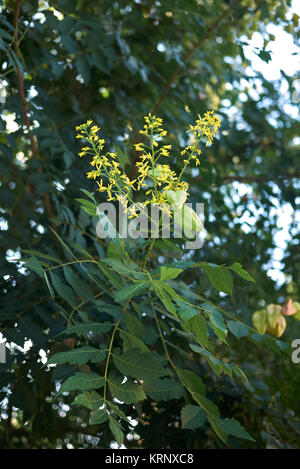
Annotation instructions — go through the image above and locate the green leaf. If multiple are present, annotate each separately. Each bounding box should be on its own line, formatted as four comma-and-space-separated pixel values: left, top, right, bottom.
176, 301, 198, 322
228, 263, 255, 283
192, 393, 220, 418
143, 378, 184, 401
201, 264, 233, 294
108, 415, 124, 446
58, 372, 105, 394
160, 266, 183, 281
124, 313, 145, 337
181, 405, 206, 429
115, 282, 149, 302
25, 256, 46, 277
102, 258, 146, 280
108, 373, 146, 404
89, 408, 108, 425
213, 418, 255, 441
113, 349, 168, 380
227, 320, 249, 339
50, 272, 77, 307
72, 391, 103, 410
152, 281, 178, 318
186, 315, 209, 348
48, 347, 106, 365
176, 368, 205, 395
63, 266, 94, 300
202, 303, 227, 344
64, 322, 114, 336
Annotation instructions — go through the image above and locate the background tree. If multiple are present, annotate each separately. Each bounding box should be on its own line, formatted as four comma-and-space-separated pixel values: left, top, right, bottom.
0, 0, 299, 448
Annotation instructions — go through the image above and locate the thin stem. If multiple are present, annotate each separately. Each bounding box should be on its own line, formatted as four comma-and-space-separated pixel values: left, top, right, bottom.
103, 300, 130, 402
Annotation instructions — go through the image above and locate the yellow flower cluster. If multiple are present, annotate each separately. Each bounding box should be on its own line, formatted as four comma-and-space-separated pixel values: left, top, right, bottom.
75, 120, 134, 202
75, 110, 221, 216
180, 110, 221, 168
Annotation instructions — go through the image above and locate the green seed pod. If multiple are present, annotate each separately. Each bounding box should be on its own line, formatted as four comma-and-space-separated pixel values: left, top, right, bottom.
252, 309, 268, 334
165, 190, 187, 209
293, 302, 300, 321
268, 315, 286, 338
173, 204, 203, 236
266, 304, 282, 329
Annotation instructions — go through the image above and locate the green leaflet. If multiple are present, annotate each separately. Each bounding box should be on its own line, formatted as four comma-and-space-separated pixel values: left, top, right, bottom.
192, 393, 220, 418
108, 373, 146, 404
49, 272, 77, 307
64, 322, 114, 336
152, 280, 178, 318
108, 415, 124, 446
176, 368, 206, 396
25, 256, 44, 277
72, 391, 103, 410
63, 266, 94, 300
186, 315, 209, 349
58, 372, 105, 394
228, 262, 255, 283
227, 320, 249, 339
115, 282, 149, 302
190, 344, 233, 378
119, 330, 149, 352
212, 417, 255, 442
143, 378, 184, 401
124, 313, 145, 337
89, 409, 108, 425
202, 303, 228, 344
160, 266, 183, 281
113, 349, 169, 380
48, 346, 106, 365
101, 258, 146, 280
181, 405, 206, 429
200, 263, 233, 294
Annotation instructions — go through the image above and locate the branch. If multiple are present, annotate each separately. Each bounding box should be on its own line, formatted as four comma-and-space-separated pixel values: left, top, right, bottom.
12, 0, 55, 220
152, 2, 237, 115
194, 172, 300, 185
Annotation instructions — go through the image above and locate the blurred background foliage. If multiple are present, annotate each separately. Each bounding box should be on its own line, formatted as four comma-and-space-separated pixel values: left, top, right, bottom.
0, 0, 299, 448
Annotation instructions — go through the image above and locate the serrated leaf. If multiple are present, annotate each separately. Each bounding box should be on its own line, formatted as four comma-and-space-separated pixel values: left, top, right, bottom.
181, 405, 206, 429
192, 393, 220, 418
72, 391, 103, 410
48, 347, 106, 365
89, 408, 108, 425
186, 315, 209, 348
176, 368, 205, 395
58, 372, 105, 394
228, 263, 255, 283
108, 373, 146, 404
143, 378, 184, 401
113, 349, 169, 380
108, 415, 124, 446
201, 264, 233, 294
213, 418, 255, 442
202, 303, 227, 344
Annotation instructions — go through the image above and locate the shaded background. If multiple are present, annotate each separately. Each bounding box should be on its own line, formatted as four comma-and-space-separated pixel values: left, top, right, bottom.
0, 0, 299, 448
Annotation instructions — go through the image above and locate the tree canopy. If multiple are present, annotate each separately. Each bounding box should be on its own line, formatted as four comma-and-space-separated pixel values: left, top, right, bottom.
0, 0, 299, 449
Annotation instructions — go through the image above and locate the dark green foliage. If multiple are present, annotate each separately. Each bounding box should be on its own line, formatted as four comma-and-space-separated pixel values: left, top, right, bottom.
0, 0, 299, 449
